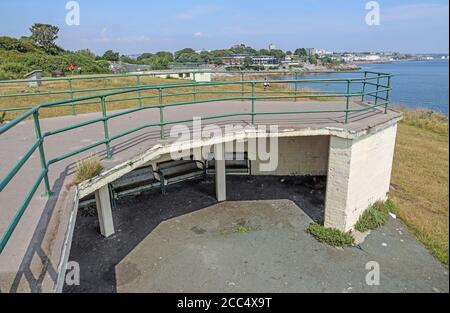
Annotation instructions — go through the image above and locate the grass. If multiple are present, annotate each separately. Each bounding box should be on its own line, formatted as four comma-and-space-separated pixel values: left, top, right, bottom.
0, 73, 336, 121
391, 108, 449, 265
395, 106, 449, 135
306, 223, 355, 247
70, 156, 103, 186
355, 200, 398, 232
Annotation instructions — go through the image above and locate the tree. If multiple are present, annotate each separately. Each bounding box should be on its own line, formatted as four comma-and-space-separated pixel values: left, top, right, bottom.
137, 53, 153, 61
308, 55, 318, 65
244, 56, 253, 68
149, 56, 170, 70
155, 51, 174, 62
102, 50, 120, 62
268, 49, 286, 59
30, 23, 59, 52
295, 48, 308, 57
174, 48, 196, 61
230, 44, 256, 55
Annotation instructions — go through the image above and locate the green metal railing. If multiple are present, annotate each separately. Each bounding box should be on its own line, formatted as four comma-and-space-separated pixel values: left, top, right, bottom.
0, 71, 392, 253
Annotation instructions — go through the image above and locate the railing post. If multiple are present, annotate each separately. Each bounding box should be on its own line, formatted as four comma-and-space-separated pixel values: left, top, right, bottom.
385, 76, 391, 114
136, 75, 143, 107
251, 81, 255, 125
159, 88, 165, 140
68, 78, 76, 116
241, 71, 245, 101
294, 72, 299, 102
375, 73, 381, 108
33, 111, 52, 196
345, 80, 351, 124
361, 71, 368, 103
101, 97, 111, 159
193, 82, 197, 102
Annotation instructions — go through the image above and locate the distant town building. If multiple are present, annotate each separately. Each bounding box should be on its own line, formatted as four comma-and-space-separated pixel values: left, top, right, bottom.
222, 54, 248, 66
268, 43, 277, 51
252, 56, 279, 66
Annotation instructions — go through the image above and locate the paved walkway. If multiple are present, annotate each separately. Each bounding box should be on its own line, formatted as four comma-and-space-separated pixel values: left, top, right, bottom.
0, 100, 401, 292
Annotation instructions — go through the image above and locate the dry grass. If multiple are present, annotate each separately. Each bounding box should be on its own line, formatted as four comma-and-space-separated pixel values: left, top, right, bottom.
0, 74, 336, 121
391, 110, 449, 265
395, 106, 449, 135
70, 156, 103, 187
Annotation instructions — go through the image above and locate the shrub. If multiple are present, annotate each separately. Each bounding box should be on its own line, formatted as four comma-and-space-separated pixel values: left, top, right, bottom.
306, 223, 355, 247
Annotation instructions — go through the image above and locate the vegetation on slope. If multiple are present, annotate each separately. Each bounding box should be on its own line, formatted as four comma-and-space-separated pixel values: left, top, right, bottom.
391, 108, 449, 265
0, 35, 110, 80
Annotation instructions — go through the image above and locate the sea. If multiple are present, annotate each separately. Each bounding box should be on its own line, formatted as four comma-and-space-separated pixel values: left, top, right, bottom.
288, 60, 449, 116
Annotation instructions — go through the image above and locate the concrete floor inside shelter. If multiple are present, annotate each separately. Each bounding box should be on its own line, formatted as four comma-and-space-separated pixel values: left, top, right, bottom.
65, 176, 449, 293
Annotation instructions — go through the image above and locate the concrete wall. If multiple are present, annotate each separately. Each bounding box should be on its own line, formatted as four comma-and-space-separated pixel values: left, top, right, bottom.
251, 136, 329, 176
324, 124, 398, 231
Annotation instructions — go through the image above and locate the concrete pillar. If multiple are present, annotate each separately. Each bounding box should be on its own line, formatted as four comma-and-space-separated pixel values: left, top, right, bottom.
324, 125, 398, 232
214, 143, 226, 202
95, 185, 115, 237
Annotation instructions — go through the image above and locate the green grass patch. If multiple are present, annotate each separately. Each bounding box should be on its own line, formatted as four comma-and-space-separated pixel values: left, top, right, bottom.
70, 156, 103, 186
355, 200, 398, 232
306, 223, 355, 247
237, 226, 251, 233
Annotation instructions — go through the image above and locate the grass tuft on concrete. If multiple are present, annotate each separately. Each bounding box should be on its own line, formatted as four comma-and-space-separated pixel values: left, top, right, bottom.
355, 200, 398, 233
306, 223, 355, 247
71, 156, 103, 186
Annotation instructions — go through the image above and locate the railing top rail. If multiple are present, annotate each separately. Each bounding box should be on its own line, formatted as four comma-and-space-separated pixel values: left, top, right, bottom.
0, 70, 393, 84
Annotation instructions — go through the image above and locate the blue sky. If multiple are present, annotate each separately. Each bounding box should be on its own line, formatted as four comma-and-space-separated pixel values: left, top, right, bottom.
0, 0, 448, 54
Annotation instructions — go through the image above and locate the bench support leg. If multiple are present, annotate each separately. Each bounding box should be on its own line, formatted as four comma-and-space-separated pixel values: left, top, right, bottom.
95, 185, 115, 237
215, 143, 226, 202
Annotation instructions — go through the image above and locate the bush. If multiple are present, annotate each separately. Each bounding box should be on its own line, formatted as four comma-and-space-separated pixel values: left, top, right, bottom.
306, 223, 355, 247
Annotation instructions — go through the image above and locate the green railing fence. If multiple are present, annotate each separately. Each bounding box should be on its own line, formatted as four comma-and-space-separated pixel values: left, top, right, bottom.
0, 71, 392, 253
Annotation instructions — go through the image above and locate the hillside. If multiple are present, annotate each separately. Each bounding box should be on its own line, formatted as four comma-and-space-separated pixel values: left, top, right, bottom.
0, 36, 110, 80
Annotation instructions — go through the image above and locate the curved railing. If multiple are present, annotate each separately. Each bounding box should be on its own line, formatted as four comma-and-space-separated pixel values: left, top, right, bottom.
0, 71, 392, 252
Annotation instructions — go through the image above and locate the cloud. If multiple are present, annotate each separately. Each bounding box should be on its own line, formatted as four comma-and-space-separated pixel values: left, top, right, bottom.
193, 32, 204, 37
175, 5, 219, 20
98, 27, 150, 43
383, 3, 449, 22
100, 27, 110, 43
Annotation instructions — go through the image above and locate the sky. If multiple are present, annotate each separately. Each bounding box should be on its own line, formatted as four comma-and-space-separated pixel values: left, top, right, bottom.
0, 0, 448, 55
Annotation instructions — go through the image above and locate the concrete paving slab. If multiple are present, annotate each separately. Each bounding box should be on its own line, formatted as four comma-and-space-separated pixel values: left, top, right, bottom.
115, 200, 448, 293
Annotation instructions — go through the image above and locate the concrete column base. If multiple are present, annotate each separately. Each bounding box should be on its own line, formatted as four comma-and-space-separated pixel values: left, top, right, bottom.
215, 143, 226, 202
324, 125, 398, 232
95, 185, 115, 237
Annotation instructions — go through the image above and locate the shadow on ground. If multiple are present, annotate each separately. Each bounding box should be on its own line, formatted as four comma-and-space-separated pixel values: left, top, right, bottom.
64, 175, 326, 293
